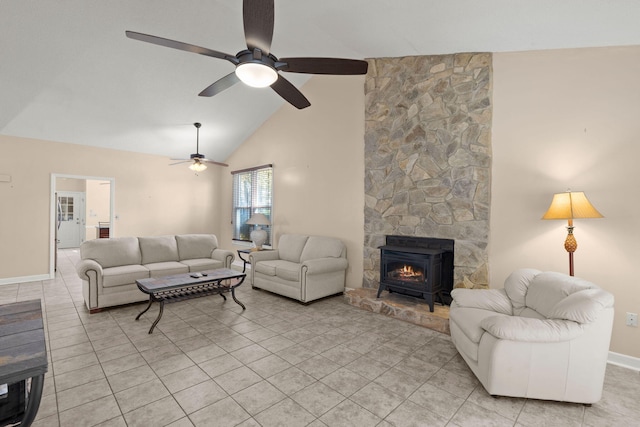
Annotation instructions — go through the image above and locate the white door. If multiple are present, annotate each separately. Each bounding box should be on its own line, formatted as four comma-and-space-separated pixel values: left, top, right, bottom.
57, 191, 86, 248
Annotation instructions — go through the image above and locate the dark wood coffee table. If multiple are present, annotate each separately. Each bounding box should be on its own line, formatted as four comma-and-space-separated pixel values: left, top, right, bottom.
0, 300, 48, 427
135, 268, 246, 334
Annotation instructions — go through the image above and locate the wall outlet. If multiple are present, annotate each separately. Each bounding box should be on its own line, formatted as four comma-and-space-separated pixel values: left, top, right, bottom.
626, 312, 638, 327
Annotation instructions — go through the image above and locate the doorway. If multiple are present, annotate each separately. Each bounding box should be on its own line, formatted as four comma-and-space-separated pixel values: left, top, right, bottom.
50, 174, 115, 276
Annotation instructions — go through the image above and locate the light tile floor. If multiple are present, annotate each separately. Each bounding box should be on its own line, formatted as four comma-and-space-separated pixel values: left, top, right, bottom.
2, 249, 639, 426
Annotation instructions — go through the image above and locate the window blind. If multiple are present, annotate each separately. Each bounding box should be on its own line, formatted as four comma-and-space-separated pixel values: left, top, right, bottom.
231, 164, 273, 244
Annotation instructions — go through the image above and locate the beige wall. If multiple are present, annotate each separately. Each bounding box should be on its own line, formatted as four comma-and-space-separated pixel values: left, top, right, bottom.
491, 46, 640, 357
85, 180, 111, 228
217, 75, 366, 289
0, 135, 223, 281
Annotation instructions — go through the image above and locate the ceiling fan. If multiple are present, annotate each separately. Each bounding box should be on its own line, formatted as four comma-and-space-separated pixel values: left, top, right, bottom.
125, 0, 368, 109
170, 123, 229, 172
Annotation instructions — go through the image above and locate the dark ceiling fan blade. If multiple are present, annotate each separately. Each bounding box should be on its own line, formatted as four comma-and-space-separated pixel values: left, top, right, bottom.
279, 57, 369, 75
198, 72, 241, 97
125, 31, 238, 64
243, 0, 274, 54
270, 76, 311, 109
202, 159, 229, 167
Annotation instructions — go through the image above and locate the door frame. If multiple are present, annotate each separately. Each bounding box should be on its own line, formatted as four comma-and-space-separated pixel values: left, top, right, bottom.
50, 173, 115, 278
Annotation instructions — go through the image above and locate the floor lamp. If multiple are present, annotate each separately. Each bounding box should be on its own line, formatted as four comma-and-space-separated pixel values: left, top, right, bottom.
542, 191, 603, 276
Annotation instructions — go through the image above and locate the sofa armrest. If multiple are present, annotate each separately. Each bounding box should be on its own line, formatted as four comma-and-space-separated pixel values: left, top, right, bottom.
76, 259, 103, 281
249, 250, 280, 263
76, 259, 103, 310
301, 258, 348, 275
480, 315, 584, 342
450, 288, 513, 315
212, 249, 235, 268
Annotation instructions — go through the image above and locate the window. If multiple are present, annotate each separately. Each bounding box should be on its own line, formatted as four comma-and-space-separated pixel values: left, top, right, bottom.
58, 196, 74, 221
232, 164, 273, 245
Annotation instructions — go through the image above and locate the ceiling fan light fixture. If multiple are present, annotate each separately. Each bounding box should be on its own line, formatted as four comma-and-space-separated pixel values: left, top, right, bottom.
235, 62, 278, 88
189, 160, 207, 172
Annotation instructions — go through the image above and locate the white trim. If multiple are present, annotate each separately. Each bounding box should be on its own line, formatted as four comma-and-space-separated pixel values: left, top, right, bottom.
0, 274, 52, 286
608, 351, 640, 372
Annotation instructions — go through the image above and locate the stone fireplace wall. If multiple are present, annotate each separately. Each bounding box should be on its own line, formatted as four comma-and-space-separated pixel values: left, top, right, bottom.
363, 53, 492, 289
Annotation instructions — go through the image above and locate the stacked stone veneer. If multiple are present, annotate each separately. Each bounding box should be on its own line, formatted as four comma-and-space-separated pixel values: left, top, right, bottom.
363, 53, 492, 290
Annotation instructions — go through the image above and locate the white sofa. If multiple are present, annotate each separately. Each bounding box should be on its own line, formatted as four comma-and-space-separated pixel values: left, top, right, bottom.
249, 234, 348, 303
76, 234, 234, 313
449, 268, 614, 404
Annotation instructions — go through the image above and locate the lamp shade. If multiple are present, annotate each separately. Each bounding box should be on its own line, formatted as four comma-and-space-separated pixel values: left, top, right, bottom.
246, 213, 271, 226
542, 191, 603, 220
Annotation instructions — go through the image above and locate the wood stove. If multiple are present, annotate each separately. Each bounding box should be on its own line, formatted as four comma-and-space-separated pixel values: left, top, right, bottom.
377, 236, 454, 312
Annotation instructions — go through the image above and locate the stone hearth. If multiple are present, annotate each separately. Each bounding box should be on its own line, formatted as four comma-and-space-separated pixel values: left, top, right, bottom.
344, 288, 450, 335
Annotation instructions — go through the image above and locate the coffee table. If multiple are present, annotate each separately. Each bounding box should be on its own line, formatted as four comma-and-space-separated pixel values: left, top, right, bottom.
135, 268, 246, 334
0, 300, 48, 427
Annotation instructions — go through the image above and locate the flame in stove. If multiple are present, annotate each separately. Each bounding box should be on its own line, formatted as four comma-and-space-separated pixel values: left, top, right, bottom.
399, 265, 420, 278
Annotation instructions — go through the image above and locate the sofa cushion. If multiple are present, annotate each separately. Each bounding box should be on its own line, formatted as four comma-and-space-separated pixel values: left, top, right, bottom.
518, 307, 546, 320
255, 260, 301, 281
451, 306, 502, 345
300, 236, 344, 262
449, 288, 512, 315
81, 237, 141, 268
480, 316, 584, 342
180, 258, 223, 272
176, 234, 218, 261
278, 234, 309, 263
255, 260, 277, 276
503, 268, 541, 314
139, 236, 179, 264
275, 260, 302, 282
548, 288, 615, 324
526, 272, 595, 318
103, 265, 149, 288
144, 261, 189, 278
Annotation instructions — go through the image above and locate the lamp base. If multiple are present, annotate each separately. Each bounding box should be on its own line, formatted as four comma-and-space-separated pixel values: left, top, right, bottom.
565, 224, 577, 276
250, 228, 267, 250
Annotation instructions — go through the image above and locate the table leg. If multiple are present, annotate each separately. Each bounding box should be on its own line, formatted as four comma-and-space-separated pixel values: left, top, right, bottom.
135, 297, 153, 320
148, 300, 164, 334
231, 287, 246, 310
20, 374, 45, 427
219, 282, 227, 302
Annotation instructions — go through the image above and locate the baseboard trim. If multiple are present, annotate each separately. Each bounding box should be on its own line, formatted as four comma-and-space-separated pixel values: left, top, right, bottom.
0, 274, 53, 286
608, 351, 640, 372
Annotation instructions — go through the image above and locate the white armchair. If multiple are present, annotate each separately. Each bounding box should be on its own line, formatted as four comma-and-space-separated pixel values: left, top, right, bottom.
449, 268, 614, 404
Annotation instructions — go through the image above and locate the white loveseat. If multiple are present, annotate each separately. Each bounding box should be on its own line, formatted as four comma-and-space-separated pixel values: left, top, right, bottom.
249, 234, 348, 303
449, 268, 614, 404
76, 234, 234, 313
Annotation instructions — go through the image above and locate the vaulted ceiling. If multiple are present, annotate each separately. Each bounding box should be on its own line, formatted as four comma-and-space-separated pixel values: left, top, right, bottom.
2, 0, 640, 162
